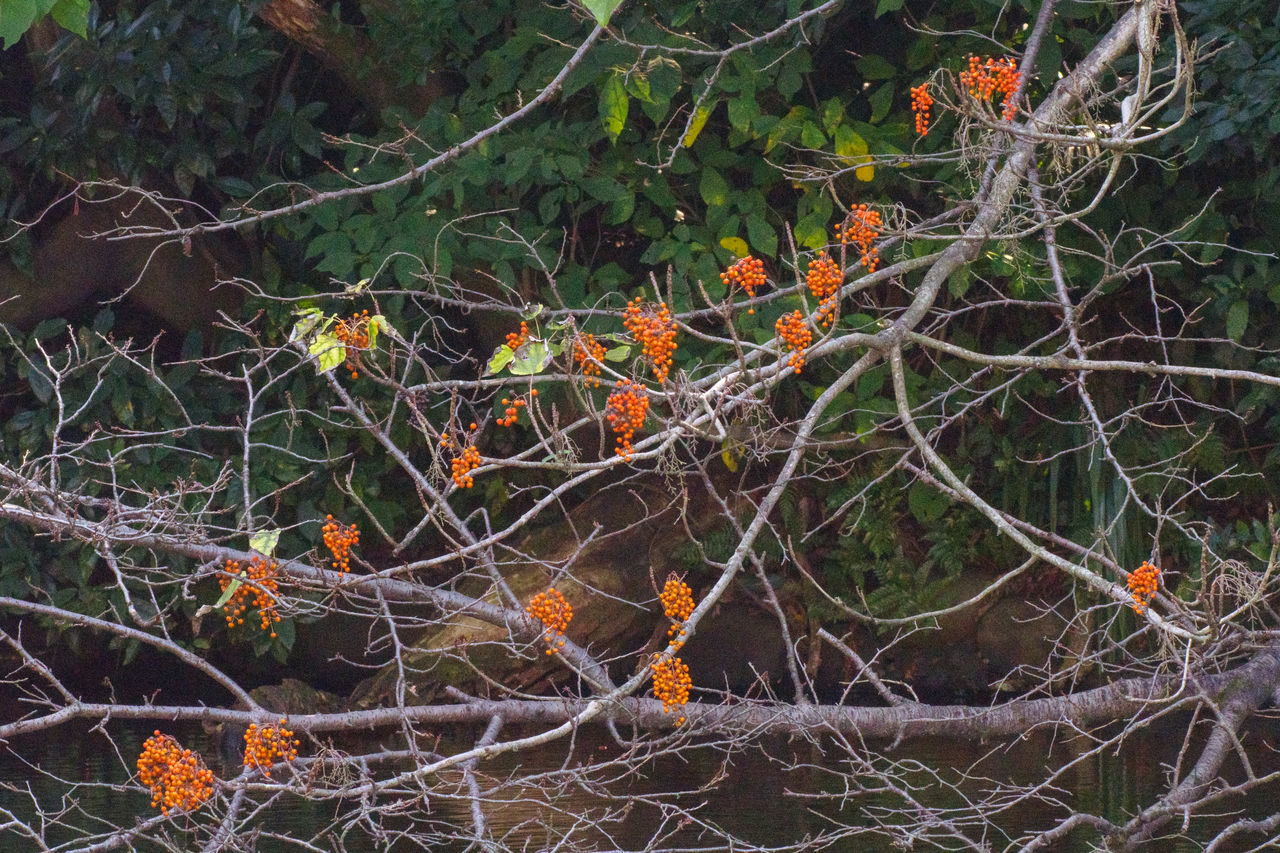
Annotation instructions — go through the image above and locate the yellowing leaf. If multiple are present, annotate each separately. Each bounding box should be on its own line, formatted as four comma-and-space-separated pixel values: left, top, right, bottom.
310, 332, 346, 374
720, 236, 749, 256
599, 74, 629, 144
682, 101, 715, 148
487, 344, 515, 375
835, 126, 874, 182
250, 529, 280, 557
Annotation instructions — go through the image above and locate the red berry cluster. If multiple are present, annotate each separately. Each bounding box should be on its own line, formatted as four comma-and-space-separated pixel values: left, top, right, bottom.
623, 299, 678, 384
1128, 560, 1160, 613
573, 333, 606, 387
605, 380, 649, 460
910, 83, 934, 136
650, 655, 692, 725
243, 718, 300, 778
806, 251, 843, 329
137, 733, 217, 815
221, 556, 282, 637
720, 255, 766, 314
321, 514, 359, 573
960, 55, 1021, 120
498, 389, 536, 427
505, 321, 530, 351
659, 575, 695, 650
526, 588, 573, 654
333, 310, 374, 380
775, 310, 813, 374
836, 204, 884, 273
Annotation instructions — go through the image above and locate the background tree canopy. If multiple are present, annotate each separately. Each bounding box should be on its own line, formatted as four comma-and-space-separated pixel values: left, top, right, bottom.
2, 1, 1280, 850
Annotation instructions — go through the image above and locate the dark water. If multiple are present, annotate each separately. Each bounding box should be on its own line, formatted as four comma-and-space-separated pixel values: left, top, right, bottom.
4, 702, 1277, 852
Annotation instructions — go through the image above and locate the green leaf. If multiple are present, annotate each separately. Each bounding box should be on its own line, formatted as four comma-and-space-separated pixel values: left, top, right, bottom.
908, 482, 949, 524
720, 236, 749, 256
509, 340, 553, 375
700, 169, 730, 207
599, 73, 629, 144
856, 54, 898, 80
1226, 299, 1249, 342
49, 0, 87, 38
874, 0, 904, 17
487, 344, 515, 375
310, 332, 346, 374
868, 82, 894, 124
682, 101, 715, 148
834, 125, 873, 180
289, 307, 327, 343
745, 214, 778, 257
800, 122, 827, 149
581, 0, 623, 26
250, 529, 281, 557
0, 0, 39, 49
603, 344, 631, 362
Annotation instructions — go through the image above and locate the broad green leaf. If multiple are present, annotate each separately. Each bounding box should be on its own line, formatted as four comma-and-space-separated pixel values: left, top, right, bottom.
1226, 299, 1249, 342
624, 71, 652, 103
800, 122, 827, 149
487, 344, 515, 375
720, 236, 749, 256
49, 0, 87, 38
745, 214, 778, 257
682, 101, 715, 148
0, 0, 39, 50
509, 340, 553, 375
521, 303, 546, 321
581, 0, 623, 26
874, 0, 904, 17
856, 53, 897, 80
250, 529, 281, 557
603, 344, 631, 362
700, 169, 730, 207
310, 332, 346, 374
599, 74, 629, 144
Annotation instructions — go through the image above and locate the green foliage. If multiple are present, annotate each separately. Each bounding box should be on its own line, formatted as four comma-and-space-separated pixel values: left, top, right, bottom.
0, 0, 87, 49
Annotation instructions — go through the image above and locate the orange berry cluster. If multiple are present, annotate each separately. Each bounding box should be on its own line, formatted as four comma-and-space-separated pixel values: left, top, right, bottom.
1128, 560, 1160, 613
806, 251, 843, 329
505, 321, 530, 351
137, 733, 216, 815
526, 587, 573, 654
775, 310, 813, 374
720, 255, 766, 314
960, 55, 1021, 120
623, 299, 678, 383
333, 310, 373, 380
440, 432, 482, 488
650, 655, 692, 725
910, 83, 934, 136
243, 718, 300, 778
221, 556, 282, 637
659, 575, 695, 650
497, 389, 537, 427
573, 333, 606, 387
605, 380, 649, 460
321, 514, 358, 572
836, 204, 883, 273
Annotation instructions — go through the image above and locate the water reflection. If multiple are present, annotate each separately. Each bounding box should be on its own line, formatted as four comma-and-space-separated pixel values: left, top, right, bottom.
1, 709, 1275, 851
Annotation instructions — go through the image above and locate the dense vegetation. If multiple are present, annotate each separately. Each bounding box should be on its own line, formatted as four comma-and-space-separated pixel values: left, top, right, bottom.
2, 1, 1279, 850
